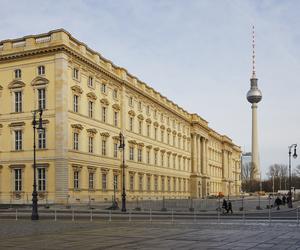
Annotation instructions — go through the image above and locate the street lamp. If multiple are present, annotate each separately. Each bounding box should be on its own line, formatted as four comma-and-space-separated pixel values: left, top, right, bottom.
288, 144, 297, 208
31, 109, 44, 220
119, 132, 126, 212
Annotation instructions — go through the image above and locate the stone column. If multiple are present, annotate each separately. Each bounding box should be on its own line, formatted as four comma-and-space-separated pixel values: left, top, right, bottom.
191, 134, 197, 174
54, 53, 69, 203
197, 136, 202, 174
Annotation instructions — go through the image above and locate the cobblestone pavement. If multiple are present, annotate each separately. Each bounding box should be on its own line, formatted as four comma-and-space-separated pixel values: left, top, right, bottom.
0, 220, 300, 249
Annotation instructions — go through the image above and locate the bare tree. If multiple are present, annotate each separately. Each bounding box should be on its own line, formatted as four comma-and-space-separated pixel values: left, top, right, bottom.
242, 162, 254, 181
266, 164, 288, 191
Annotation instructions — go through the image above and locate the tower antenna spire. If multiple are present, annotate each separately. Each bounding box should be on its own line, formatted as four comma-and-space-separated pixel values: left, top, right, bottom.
252, 25, 256, 78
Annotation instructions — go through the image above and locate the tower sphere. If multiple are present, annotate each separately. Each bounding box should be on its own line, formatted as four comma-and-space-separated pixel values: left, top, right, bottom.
247, 78, 262, 104
247, 88, 262, 103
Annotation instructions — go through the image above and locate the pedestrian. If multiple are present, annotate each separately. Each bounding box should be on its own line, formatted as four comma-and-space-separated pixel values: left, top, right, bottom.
275, 196, 281, 210
282, 195, 286, 206
228, 201, 233, 214
222, 199, 227, 214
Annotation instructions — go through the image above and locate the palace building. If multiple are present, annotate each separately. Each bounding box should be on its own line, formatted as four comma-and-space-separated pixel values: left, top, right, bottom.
0, 29, 241, 204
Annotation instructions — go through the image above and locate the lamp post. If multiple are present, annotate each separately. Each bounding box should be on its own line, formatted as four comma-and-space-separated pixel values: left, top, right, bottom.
31, 109, 44, 220
119, 132, 126, 212
288, 144, 297, 208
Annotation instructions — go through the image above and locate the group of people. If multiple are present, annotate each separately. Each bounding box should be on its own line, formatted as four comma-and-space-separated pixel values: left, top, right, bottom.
274, 194, 290, 210
221, 199, 233, 214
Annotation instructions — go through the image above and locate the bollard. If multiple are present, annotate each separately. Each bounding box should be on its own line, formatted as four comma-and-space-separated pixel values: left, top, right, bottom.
243, 208, 245, 224
109, 210, 112, 222
217, 207, 220, 224
150, 208, 152, 223
72, 208, 75, 221
194, 210, 196, 223
129, 209, 131, 222
54, 209, 57, 221
171, 209, 174, 224
15, 209, 18, 221
268, 198, 271, 225
90, 209, 93, 222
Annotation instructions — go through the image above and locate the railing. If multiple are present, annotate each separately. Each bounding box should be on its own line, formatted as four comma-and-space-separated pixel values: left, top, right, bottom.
2, 206, 299, 225
35, 36, 51, 43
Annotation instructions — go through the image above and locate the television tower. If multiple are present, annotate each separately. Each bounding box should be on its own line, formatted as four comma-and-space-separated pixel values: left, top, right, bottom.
247, 26, 262, 180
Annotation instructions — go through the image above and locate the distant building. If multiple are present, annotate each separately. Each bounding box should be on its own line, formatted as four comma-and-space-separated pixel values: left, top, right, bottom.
0, 29, 241, 204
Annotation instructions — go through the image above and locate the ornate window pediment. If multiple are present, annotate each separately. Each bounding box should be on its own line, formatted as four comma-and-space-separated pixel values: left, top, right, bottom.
71, 124, 84, 130
87, 92, 97, 100
31, 76, 49, 86
160, 125, 165, 130
112, 103, 120, 110
87, 128, 97, 135
71, 85, 83, 94
100, 132, 110, 137
137, 114, 144, 120
0, 85, 3, 90
153, 122, 159, 127
128, 110, 136, 117
8, 80, 25, 89
100, 98, 109, 105
146, 118, 152, 124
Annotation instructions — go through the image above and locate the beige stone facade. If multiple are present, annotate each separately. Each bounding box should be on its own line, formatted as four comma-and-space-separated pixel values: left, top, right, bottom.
0, 29, 241, 204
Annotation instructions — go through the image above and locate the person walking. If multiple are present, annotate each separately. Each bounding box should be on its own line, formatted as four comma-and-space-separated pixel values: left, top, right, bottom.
275, 196, 281, 210
228, 201, 233, 214
222, 199, 228, 214
282, 195, 286, 206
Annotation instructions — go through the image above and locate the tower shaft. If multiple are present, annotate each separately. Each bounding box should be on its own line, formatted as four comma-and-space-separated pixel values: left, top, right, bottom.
251, 103, 260, 180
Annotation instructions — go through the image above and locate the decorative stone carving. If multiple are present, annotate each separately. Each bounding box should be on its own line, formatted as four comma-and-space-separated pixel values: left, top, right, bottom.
112, 103, 120, 110
100, 132, 110, 137
9, 122, 25, 127
128, 110, 136, 117
146, 118, 152, 124
8, 80, 25, 89
137, 114, 144, 120
71, 85, 83, 94
100, 98, 109, 106
87, 92, 97, 100
71, 124, 84, 130
87, 128, 97, 135
31, 76, 49, 86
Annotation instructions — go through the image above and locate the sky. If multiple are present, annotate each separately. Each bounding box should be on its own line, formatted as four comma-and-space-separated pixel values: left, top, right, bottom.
1, 0, 299, 178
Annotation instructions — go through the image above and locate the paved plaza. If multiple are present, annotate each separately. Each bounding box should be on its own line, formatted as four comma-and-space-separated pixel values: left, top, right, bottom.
0, 220, 300, 249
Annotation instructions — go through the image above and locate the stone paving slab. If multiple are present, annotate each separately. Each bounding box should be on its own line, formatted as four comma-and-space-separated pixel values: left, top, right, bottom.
0, 220, 300, 249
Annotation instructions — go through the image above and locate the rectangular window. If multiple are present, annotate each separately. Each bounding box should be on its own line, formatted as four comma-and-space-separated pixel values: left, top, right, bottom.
129, 146, 134, 161
38, 129, 46, 149
15, 91, 22, 112
102, 106, 107, 123
139, 175, 143, 191
114, 143, 118, 158
130, 175, 134, 191
129, 97, 133, 106
38, 88, 46, 110
73, 95, 79, 113
167, 133, 170, 144
14, 169, 22, 191
138, 121, 142, 134
167, 178, 171, 192
129, 117, 133, 131
147, 105, 150, 115
147, 151, 150, 164
15, 130, 22, 150
167, 155, 170, 168
138, 101, 142, 110
113, 175, 118, 190
173, 179, 176, 192
73, 132, 79, 150
154, 128, 157, 140
173, 135, 176, 147
74, 171, 79, 189
147, 124, 150, 137
37, 168, 46, 191
154, 152, 158, 165
101, 83, 107, 93
113, 89, 118, 99
38, 65, 45, 76
161, 178, 165, 192
161, 153, 164, 166
138, 148, 142, 162
88, 136, 94, 153
102, 140, 106, 156
102, 173, 107, 191
161, 130, 164, 142
154, 176, 158, 192
88, 101, 93, 118
15, 69, 21, 79
147, 176, 151, 191
88, 76, 93, 87
73, 68, 79, 80
114, 112, 118, 127
89, 172, 94, 189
